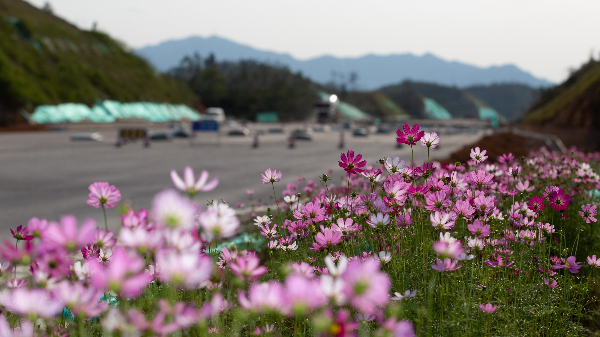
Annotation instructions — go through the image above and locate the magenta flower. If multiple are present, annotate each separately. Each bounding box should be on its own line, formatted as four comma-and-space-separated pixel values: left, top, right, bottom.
431, 258, 462, 272
588, 255, 600, 268
470, 147, 488, 164
156, 250, 213, 289
89, 247, 152, 298
430, 211, 455, 230
547, 189, 570, 212
293, 201, 326, 224
516, 180, 535, 193
526, 196, 546, 213
338, 150, 367, 175
311, 228, 343, 251
467, 169, 494, 189
94, 229, 117, 249
396, 123, 424, 145
10, 225, 33, 242
43, 215, 96, 252
580, 204, 597, 223
553, 256, 581, 273
479, 303, 498, 313
261, 168, 282, 184
170, 166, 219, 196
544, 278, 558, 288
467, 219, 490, 238
229, 255, 268, 282
322, 309, 359, 337
87, 182, 121, 209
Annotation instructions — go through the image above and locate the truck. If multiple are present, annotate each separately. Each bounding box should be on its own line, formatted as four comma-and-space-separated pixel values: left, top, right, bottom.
203, 107, 226, 124
315, 95, 339, 123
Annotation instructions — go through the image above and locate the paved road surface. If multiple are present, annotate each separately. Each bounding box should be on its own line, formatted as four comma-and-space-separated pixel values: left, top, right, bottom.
0, 126, 483, 238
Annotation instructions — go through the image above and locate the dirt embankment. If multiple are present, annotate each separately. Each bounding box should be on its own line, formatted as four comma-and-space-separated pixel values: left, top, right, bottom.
443, 132, 546, 164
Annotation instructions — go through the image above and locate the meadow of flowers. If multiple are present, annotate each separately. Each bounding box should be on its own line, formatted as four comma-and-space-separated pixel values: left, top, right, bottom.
2, 124, 600, 336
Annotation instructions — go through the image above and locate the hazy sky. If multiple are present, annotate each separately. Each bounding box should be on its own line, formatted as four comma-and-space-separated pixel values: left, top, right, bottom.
26, 0, 600, 83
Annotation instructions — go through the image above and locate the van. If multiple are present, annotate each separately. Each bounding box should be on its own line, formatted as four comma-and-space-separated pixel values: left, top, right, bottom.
204, 107, 226, 123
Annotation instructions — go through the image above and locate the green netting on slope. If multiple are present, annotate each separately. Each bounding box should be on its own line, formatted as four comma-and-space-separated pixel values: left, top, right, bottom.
30, 101, 201, 124
317, 91, 370, 120
422, 98, 452, 120
478, 107, 501, 121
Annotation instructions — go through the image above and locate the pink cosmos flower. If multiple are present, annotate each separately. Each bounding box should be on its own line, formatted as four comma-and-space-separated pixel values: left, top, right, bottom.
479, 303, 498, 313
291, 261, 315, 278
89, 247, 152, 298
151, 189, 197, 230
544, 278, 558, 288
580, 204, 597, 223
432, 241, 464, 259
5, 277, 27, 289
396, 123, 425, 145
333, 217, 362, 235
261, 168, 282, 184
431, 258, 462, 272
341, 258, 390, 314
467, 219, 490, 238
498, 153, 514, 164
10, 225, 33, 242
454, 200, 475, 218
156, 250, 213, 288
0, 315, 32, 337
238, 281, 290, 314
588, 255, 600, 268
420, 132, 440, 148
27, 217, 49, 238
516, 180, 535, 193
87, 182, 121, 209
425, 191, 450, 211
2, 288, 64, 319
285, 275, 327, 314
120, 208, 150, 229
311, 228, 343, 251
170, 166, 219, 196
293, 201, 326, 224
53, 280, 108, 318
198, 207, 240, 242
94, 229, 117, 249
470, 147, 488, 164
473, 194, 496, 215
338, 150, 367, 175
553, 256, 581, 273
230, 255, 268, 282
44, 215, 96, 252
322, 309, 359, 337
468, 169, 494, 189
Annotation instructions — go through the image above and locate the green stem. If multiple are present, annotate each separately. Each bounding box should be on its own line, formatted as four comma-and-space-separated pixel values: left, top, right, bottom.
101, 204, 108, 232
271, 183, 280, 214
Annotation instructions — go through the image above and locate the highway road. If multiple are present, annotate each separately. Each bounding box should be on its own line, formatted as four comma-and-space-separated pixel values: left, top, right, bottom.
0, 125, 484, 238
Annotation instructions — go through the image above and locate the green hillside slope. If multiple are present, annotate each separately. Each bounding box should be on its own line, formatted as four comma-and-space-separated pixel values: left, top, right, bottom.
0, 0, 197, 126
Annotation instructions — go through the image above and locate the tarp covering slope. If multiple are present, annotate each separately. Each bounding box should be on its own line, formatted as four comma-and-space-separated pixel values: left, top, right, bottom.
30, 101, 201, 124
318, 92, 370, 120
422, 98, 452, 120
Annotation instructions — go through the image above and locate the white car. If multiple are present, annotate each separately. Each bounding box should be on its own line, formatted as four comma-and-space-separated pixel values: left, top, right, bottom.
204, 107, 226, 124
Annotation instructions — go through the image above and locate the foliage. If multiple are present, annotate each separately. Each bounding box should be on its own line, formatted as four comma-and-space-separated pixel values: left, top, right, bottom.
169, 53, 318, 121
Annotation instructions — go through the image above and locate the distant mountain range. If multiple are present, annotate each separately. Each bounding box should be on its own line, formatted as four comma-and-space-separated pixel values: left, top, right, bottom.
136, 35, 554, 90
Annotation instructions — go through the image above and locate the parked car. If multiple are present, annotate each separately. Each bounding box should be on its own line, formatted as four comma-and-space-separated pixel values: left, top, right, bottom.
353, 127, 370, 137
291, 129, 312, 141
227, 128, 251, 137
70, 132, 103, 141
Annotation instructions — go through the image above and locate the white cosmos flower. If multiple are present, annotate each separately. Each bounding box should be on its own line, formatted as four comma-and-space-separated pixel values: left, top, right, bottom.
375, 251, 392, 264
325, 255, 348, 277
